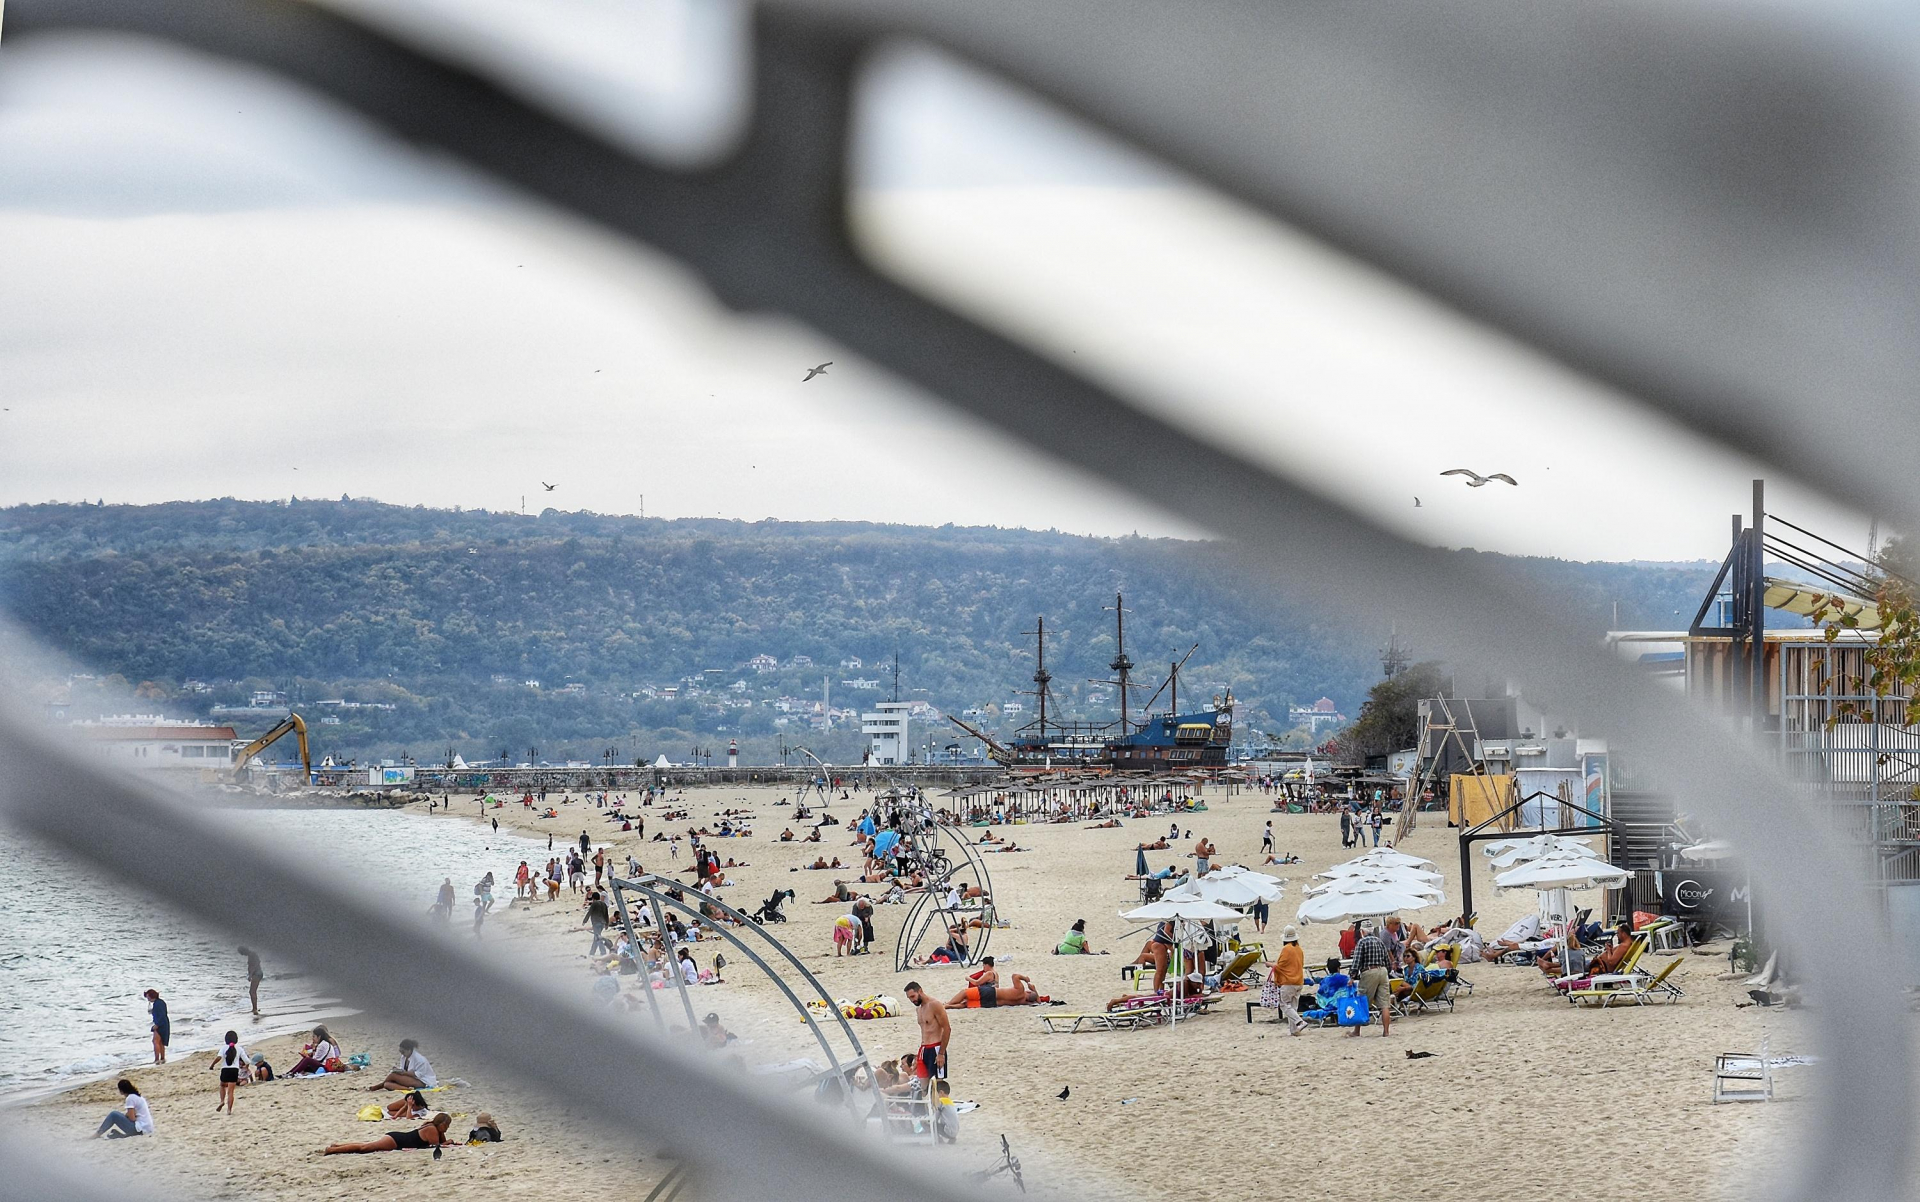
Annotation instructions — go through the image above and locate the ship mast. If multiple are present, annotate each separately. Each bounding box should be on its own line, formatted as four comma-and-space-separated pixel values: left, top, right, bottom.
1108, 592, 1135, 734
1022, 616, 1054, 739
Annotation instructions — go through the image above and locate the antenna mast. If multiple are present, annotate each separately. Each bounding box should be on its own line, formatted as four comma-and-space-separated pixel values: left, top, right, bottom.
891, 649, 900, 703
1379, 624, 1411, 680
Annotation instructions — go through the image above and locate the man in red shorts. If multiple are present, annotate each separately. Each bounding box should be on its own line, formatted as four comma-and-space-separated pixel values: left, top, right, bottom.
903, 981, 950, 1081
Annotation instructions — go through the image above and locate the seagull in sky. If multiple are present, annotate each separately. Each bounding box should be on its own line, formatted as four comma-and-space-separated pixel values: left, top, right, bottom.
542, 482, 557, 492
1413, 497, 1421, 507
1441, 468, 1518, 488
803, 362, 832, 381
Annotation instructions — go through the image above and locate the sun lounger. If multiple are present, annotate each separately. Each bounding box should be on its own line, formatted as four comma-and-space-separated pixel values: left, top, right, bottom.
1567, 957, 1683, 1006
1394, 966, 1459, 1015
1040, 1005, 1164, 1033
1217, 947, 1265, 986
1554, 935, 1649, 994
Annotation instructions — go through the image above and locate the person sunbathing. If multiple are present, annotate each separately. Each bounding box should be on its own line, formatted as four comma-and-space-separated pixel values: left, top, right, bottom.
803, 829, 823, 843
324, 1113, 451, 1154
813, 881, 861, 904
806, 857, 830, 870
1136, 838, 1171, 851
977, 830, 1003, 844
384, 1091, 429, 1121
1084, 819, 1123, 829
949, 973, 1043, 1008
779, 829, 796, 841
1262, 851, 1301, 865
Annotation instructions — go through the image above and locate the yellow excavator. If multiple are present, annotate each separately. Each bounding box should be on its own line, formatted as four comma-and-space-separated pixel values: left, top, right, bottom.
231, 712, 312, 781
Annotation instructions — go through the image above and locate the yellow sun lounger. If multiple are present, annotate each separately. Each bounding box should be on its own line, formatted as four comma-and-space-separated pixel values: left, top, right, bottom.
1568, 957, 1683, 1006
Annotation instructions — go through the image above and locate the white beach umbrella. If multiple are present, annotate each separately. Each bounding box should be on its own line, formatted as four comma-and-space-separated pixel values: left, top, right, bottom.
1165, 873, 1280, 907
1304, 873, 1445, 900
1316, 861, 1444, 885
1122, 899, 1246, 922
1339, 849, 1434, 870
1296, 885, 1436, 925
1493, 854, 1628, 892
1484, 835, 1595, 867
1121, 897, 1243, 1028
1679, 840, 1737, 861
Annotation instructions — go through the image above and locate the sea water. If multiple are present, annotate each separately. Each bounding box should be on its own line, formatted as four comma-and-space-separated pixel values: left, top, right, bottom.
0, 807, 549, 1100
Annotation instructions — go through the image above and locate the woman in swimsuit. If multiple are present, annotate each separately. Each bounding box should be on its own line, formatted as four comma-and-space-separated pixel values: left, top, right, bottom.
324, 1112, 452, 1154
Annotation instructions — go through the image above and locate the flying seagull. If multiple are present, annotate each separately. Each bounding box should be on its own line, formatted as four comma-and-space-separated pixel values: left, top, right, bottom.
1414, 497, 1421, 508
803, 362, 832, 381
1441, 468, 1518, 487
541, 482, 557, 492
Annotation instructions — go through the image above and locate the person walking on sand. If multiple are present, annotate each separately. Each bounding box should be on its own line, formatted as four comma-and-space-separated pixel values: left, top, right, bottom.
1368, 806, 1384, 846
238, 946, 264, 1015
903, 981, 951, 1083
1261, 821, 1274, 856
144, 988, 169, 1064
1270, 926, 1306, 1035
1339, 806, 1353, 849
580, 829, 592, 857
1350, 923, 1392, 1038
209, 1030, 249, 1114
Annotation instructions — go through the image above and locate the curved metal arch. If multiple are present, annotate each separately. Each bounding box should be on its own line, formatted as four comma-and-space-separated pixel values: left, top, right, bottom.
606, 872, 883, 1119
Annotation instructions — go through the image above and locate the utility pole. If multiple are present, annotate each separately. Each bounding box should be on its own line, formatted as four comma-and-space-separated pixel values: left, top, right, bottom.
1751, 478, 1766, 728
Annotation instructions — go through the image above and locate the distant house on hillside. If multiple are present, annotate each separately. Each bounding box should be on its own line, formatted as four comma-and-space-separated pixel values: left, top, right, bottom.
747, 654, 779, 673
840, 656, 863, 670
1288, 696, 1346, 732
728, 679, 748, 693
789, 655, 813, 668
842, 678, 881, 691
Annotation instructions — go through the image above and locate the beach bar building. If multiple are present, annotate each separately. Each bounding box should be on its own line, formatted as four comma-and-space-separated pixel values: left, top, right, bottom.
69, 716, 240, 771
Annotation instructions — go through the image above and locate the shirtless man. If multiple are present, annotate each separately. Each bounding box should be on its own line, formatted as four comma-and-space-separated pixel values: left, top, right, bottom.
903, 981, 950, 1082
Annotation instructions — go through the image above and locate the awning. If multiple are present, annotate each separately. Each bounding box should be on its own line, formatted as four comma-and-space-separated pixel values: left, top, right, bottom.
1765, 577, 1881, 630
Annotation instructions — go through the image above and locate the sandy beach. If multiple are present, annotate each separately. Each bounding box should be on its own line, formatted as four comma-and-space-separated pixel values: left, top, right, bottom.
11, 782, 1828, 1200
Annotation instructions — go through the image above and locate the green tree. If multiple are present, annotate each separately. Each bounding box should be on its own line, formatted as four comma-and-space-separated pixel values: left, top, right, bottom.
1335, 662, 1447, 766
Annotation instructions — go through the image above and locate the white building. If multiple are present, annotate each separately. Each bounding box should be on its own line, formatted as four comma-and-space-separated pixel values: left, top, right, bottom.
71, 717, 239, 771
862, 700, 912, 766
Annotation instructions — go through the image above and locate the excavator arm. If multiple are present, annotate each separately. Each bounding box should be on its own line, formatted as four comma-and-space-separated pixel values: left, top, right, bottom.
232, 712, 312, 780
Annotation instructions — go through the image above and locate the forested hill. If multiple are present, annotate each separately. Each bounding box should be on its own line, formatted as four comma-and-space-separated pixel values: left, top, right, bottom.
0, 500, 1716, 762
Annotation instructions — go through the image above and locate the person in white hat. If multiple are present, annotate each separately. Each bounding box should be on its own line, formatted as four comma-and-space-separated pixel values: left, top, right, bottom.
1270, 925, 1307, 1035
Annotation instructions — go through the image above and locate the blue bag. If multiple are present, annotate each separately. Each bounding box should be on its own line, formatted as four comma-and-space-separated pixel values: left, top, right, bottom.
1334, 987, 1370, 1027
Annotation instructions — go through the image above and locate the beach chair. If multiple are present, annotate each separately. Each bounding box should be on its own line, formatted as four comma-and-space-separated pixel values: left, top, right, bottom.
1554, 934, 1649, 995
1713, 1038, 1773, 1103
1568, 957, 1683, 1007
1040, 1004, 1164, 1033
1217, 947, 1265, 987
1394, 966, 1459, 1015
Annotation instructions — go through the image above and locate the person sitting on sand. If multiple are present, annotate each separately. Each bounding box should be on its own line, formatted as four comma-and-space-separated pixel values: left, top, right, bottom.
1055, 918, 1103, 955
949, 972, 1043, 1008
1084, 818, 1123, 829
806, 857, 830, 870
324, 1113, 452, 1154
367, 1039, 437, 1091
287, 1025, 342, 1076
803, 828, 823, 843
876, 1054, 919, 1096
779, 829, 796, 841
700, 1012, 733, 1048
965, 956, 1001, 989
977, 830, 1003, 844
94, 1079, 153, 1139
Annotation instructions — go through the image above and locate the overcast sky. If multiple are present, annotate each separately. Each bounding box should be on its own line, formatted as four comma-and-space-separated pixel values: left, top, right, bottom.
0, 3, 1878, 561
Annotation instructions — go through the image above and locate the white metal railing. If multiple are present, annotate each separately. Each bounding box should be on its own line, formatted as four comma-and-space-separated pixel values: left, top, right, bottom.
2, 2, 1918, 1200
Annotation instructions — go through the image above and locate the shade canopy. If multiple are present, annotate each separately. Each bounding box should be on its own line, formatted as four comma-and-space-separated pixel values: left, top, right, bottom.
1296, 885, 1436, 925
1493, 853, 1629, 892
1122, 899, 1246, 922
1680, 839, 1738, 861
1304, 873, 1445, 900
1483, 834, 1595, 867
1315, 861, 1444, 885
1339, 849, 1435, 870
1165, 872, 1282, 907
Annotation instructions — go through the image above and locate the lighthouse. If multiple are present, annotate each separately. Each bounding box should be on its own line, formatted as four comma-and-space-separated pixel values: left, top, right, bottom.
727, 739, 739, 769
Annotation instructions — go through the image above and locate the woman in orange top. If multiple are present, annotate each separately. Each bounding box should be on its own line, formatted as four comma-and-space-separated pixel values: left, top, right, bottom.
1269, 926, 1307, 1036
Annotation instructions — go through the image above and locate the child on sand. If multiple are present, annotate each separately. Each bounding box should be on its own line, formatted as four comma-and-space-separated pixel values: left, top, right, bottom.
209, 1030, 249, 1114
